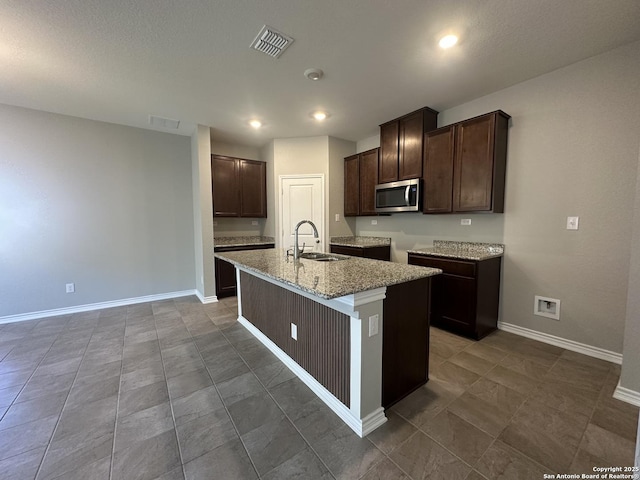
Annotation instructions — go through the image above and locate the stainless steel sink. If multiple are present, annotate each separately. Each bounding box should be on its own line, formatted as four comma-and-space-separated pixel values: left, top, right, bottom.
299, 252, 348, 261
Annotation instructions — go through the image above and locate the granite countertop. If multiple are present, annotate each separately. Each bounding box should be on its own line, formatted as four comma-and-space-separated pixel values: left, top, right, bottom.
214, 236, 275, 248
408, 240, 505, 261
329, 236, 391, 248
214, 249, 441, 300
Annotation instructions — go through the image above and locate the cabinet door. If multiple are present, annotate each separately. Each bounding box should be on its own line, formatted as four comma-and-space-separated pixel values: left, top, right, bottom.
423, 126, 455, 213
214, 257, 238, 298
359, 149, 379, 215
344, 155, 360, 217
431, 274, 476, 330
453, 114, 496, 212
239, 159, 267, 217
398, 110, 424, 180
379, 121, 399, 184
212, 155, 240, 217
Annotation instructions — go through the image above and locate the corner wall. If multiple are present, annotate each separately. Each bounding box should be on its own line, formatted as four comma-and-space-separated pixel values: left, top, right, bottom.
191, 125, 215, 300
0, 104, 195, 318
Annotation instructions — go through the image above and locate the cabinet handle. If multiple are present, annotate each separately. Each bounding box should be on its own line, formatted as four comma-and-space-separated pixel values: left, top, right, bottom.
404, 185, 410, 205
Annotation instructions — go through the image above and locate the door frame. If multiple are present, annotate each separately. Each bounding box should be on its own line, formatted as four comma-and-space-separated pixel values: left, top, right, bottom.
278, 174, 326, 252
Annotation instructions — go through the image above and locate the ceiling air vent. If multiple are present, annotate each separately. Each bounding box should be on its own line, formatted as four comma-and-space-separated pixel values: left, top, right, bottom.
149, 115, 180, 129
251, 25, 294, 58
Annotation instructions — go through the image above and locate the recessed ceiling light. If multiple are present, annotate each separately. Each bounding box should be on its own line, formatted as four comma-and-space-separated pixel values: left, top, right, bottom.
249, 119, 262, 129
439, 34, 458, 49
312, 111, 328, 121
304, 68, 324, 81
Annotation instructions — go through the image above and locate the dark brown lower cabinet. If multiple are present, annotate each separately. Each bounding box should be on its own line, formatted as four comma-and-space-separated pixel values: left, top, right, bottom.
408, 254, 502, 340
214, 244, 274, 298
382, 277, 431, 408
329, 244, 391, 261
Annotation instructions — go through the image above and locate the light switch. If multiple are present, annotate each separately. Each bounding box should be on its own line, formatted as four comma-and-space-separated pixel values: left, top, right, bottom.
566, 216, 579, 230
461, 219, 472, 226
335, 213, 340, 222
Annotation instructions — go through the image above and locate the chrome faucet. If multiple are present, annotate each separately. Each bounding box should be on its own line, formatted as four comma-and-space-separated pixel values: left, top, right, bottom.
292, 219, 319, 261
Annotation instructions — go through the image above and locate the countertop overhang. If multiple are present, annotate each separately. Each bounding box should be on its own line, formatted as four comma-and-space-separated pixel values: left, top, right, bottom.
408, 240, 505, 261
214, 249, 441, 299
329, 236, 391, 248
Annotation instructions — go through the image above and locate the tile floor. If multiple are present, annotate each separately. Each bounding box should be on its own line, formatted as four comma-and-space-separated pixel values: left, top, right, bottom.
0, 295, 637, 479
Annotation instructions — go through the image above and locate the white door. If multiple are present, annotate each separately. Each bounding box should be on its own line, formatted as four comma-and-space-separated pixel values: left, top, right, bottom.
280, 175, 324, 253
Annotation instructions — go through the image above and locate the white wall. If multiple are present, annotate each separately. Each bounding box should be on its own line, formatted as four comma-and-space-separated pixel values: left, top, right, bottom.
272, 137, 329, 248
328, 137, 357, 237
267, 136, 355, 249
356, 41, 640, 354
620, 144, 640, 391
191, 125, 215, 299
0, 104, 195, 317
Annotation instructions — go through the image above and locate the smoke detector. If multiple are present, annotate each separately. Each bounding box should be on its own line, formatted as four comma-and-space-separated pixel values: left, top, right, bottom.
251, 25, 294, 58
304, 68, 324, 81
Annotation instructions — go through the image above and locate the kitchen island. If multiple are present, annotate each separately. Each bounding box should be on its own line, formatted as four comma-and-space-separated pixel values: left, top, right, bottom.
214, 249, 441, 436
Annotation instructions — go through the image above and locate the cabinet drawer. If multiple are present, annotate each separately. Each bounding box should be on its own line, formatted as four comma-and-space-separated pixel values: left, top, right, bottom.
408, 255, 475, 278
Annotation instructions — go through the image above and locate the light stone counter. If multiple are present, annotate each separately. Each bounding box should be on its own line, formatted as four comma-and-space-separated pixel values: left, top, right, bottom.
408, 240, 504, 261
214, 236, 275, 249
214, 248, 440, 300
329, 236, 391, 248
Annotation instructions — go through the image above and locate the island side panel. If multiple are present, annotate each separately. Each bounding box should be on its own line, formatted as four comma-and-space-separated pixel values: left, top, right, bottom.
239, 271, 351, 406
382, 277, 431, 408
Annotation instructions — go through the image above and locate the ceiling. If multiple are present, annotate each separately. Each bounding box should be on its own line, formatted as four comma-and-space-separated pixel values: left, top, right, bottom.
1, 0, 639, 147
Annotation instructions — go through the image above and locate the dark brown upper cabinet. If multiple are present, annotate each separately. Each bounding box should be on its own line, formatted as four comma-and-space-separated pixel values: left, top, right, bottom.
212, 155, 267, 218
239, 159, 267, 217
344, 148, 379, 217
453, 111, 509, 213
423, 111, 510, 214
422, 125, 455, 213
379, 107, 438, 184
344, 154, 360, 217
211, 155, 240, 217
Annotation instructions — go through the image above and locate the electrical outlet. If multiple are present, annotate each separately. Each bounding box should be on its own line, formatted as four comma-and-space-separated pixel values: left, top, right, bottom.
66, 283, 75, 293
371, 219, 378, 225
566, 216, 579, 230
335, 213, 340, 222
213, 221, 218, 226
291, 323, 298, 340
461, 219, 472, 226
251, 220, 258, 226
368, 314, 379, 337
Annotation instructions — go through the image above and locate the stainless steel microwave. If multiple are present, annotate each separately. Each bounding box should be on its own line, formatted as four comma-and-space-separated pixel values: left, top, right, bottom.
375, 178, 421, 213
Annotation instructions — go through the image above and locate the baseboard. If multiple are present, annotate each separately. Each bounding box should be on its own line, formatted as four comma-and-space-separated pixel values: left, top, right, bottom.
0, 290, 197, 325
237, 315, 386, 437
498, 321, 623, 365
194, 290, 218, 304
613, 383, 640, 408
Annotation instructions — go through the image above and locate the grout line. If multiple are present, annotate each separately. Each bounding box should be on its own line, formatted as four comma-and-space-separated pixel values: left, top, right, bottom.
210, 302, 338, 478
108, 308, 138, 480
180, 302, 263, 479
152, 300, 189, 480
32, 314, 106, 479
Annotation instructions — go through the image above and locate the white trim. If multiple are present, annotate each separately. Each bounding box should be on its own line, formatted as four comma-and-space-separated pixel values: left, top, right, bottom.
238, 315, 386, 437
498, 321, 622, 364
194, 290, 218, 304
613, 382, 640, 408
0, 290, 198, 324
